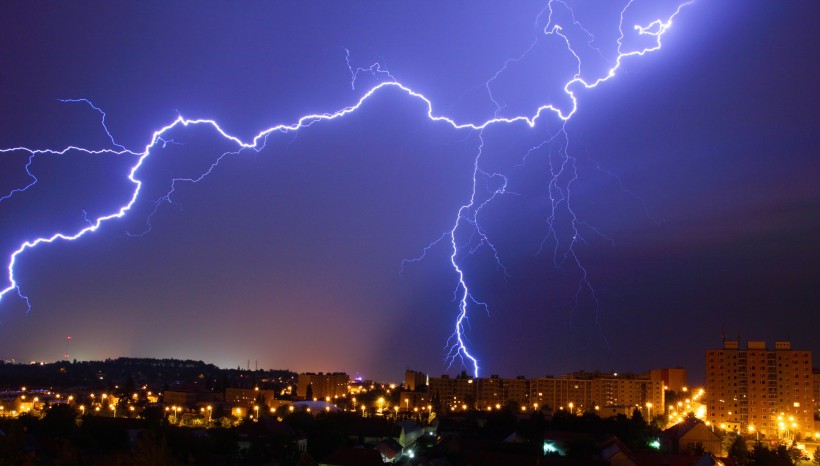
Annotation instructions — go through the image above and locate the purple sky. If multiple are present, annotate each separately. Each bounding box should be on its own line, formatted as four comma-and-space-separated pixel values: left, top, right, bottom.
0, 1, 817, 383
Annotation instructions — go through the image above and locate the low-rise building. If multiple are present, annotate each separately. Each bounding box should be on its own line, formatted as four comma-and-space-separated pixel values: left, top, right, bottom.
661, 419, 722, 456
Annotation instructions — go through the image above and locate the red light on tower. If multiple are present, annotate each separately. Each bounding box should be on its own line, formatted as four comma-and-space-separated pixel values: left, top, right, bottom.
64, 336, 72, 359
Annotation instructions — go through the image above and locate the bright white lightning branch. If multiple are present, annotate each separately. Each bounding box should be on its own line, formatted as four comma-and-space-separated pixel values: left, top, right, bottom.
0, 0, 691, 377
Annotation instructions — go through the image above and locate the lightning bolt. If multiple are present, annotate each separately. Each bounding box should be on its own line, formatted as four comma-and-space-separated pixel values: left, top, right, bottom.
0, 0, 691, 376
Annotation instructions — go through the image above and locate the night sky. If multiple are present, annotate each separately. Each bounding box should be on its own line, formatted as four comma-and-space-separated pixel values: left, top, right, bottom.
1, 1, 817, 384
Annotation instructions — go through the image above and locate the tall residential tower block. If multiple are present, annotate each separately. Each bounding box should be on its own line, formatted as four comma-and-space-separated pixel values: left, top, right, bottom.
705, 340, 814, 438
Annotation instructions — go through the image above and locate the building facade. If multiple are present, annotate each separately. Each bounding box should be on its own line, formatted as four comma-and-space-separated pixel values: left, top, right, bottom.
650, 367, 688, 393
297, 372, 349, 400
427, 371, 663, 415
404, 370, 427, 392
705, 340, 814, 438
530, 377, 593, 412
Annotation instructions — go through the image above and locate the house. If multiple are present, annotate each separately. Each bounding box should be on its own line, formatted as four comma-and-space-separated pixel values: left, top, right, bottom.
598, 436, 638, 466
349, 417, 393, 446
661, 420, 722, 456
375, 438, 404, 463
395, 420, 424, 447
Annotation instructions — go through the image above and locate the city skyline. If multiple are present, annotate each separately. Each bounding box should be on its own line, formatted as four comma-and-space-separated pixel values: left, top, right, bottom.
0, 1, 817, 382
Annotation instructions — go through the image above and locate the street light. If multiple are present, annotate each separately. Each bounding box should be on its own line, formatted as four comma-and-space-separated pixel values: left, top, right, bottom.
646, 402, 653, 420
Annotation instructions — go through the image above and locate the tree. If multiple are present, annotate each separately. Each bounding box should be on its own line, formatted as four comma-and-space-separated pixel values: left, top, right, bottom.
305, 383, 313, 401
630, 408, 645, 425
504, 400, 521, 413
132, 430, 178, 466
121, 375, 136, 398
748, 442, 795, 466
812, 445, 820, 465
728, 434, 750, 465
41, 403, 78, 437
142, 405, 165, 428
723, 431, 740, 458
254, 393, 267, 408
786, 442, 804, 465
431, 390, 442, 415
689, 442, 706, 456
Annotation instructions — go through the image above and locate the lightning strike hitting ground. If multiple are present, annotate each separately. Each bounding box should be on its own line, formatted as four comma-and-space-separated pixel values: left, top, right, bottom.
0, 0, 691, 376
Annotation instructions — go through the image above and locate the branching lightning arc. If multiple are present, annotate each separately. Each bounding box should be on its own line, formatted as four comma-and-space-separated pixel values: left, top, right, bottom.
0, 0, 690, 376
